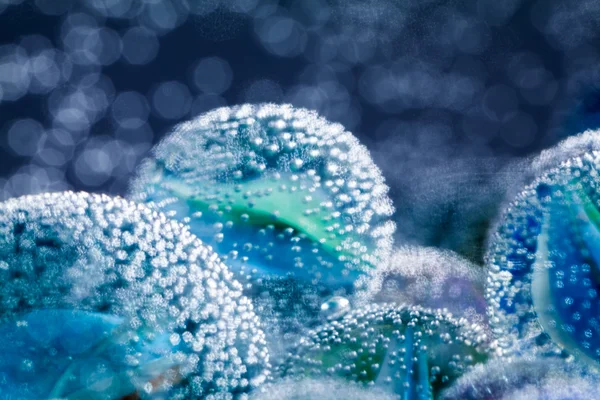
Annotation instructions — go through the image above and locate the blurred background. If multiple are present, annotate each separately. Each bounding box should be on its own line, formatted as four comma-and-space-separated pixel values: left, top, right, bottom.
0, 0, 597, 263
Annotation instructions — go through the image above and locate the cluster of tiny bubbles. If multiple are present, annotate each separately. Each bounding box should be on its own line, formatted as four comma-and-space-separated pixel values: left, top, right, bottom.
529, 0, 600, 51
319, 295, 351, 321
3, 0, 261, 40
530, 129, 600, 179
0, 191, 270, 398
276, 303, 495, 400
128, 103, 396, 338
492, 129, 600, 203
494, 130, 600, 241
440, 356, 600, 400
356, 247, 487, 325
485, 146, 600, 365
503, 375, 597, 400
0, 38, 73, 103
247, 376, 397, 400
249, 275, 323, 364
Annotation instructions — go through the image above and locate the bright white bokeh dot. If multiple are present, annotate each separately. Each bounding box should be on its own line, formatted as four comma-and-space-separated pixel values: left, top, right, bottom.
7, 119, 44, 157
63, 24, 122, 66
121, 27, 159, 65
73, 137, 116, 187
0, 45, 31, 102
192, 56, 233, 94
112, 91, 150, 129
151, 81, 192, 119
255, 15, 307, 57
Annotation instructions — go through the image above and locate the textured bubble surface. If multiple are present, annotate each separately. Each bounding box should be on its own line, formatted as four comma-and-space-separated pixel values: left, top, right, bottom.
249, 377, 397, 400
486, 149, 600, 365
250, 275, 322, 364
129, 103, 396, 294
531, 129, 600, 176
441, 357, 599, 400
507, 376, 598, 400
0, 191, 269, 398
359, 246, 487, 324
277, 303, 493, 399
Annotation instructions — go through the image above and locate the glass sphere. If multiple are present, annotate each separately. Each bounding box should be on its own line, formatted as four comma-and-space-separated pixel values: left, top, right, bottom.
487, 150, 600, 366
129, 104, 396, 295
0, 192, 270, 398
278, 303, 493, 399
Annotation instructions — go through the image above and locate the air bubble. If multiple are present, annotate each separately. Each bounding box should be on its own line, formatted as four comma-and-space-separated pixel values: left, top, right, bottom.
319, 296, 350, 321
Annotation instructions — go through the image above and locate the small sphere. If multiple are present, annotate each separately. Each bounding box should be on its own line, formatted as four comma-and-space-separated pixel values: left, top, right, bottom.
129, 103, 396, 295
278, 303, 494, 399
0, 192, 270, 398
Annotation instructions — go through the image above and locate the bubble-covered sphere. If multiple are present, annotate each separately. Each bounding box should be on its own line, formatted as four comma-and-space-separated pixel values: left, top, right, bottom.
248, 377, 397, 400
251, 275, 322, 363
531, 129, 600, 175
499, 129, 600, 206
486, 149, 600, 365
0, 192, 270, 398
277, 304, 493, 399
0, 309, 179, 399
507, 375, 597, 400
129, 103, 396, 294
358, 247, 487, 324
441, 357, 599, 400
